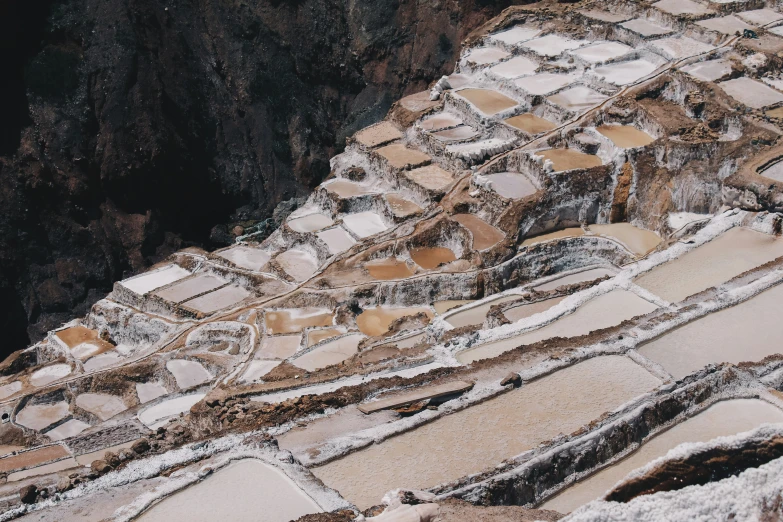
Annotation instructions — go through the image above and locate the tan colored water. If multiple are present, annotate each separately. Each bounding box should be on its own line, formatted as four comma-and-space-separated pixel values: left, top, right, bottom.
291, 334, 365, 372
457, 89, 518, 116
446, 295, 522, 329
542, 399, 783, 513
457, 290, 657, 364
137, 459, 322, 522
589, 223, 661, 256
634, 227, 783, 303
325, 180, 374, 198
16, 402, 70, 431
258, 335, 301, 359
365, 258, 415, 280
0, 445, 70, 473
75, 393, 128, 421
639, 281, 783, 379
504, 296, 566, 322
355, 121, 402, 148
452, 214, 505, 250
420, 113, 463, 131
404, 164, 454, 192
538, 149, 602, 172
522, 227, 585, 246
287, 213, 334, 233
307, 328, 342, 347
55, 326, 99, 348
410, 247, 457, 269
385, 194, 422, 218
597, 125, 655, 148
505, 114, 557, 134
376, 143, 432, 170
265, 309, 333, 335
312, 356, 660, 509
433, 126, 479, 142
276, 249, 319, 282
434, 300, 475, 315
356, 307, 434, 337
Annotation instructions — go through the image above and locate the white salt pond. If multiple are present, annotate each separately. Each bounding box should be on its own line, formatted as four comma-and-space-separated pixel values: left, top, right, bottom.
489, 25, 542, 46
639, 281, 783, 379
342, 211, 388, 239
154, 273, 225, 304
287, 214, 334, 233
355, 121, 402, 148
570, 42, 631, 64
137, 459, 322, 522
357, 307, 434, 337
312, 356, 660, 509
650, 36, 715, 61
653, 0, 713, 16
589, 223, 661, 256
291, 334, 365, 372
668, 212, 710, 231
680, 59, 733, 82
457, 289, 657, 364
482, 172, 538, 199
276, 249, 319, 282
404, 165, 454, 192
541, 399, 783, 513
0, 381, 21, 400
136, 382, 168, 404
240, 360, 281, 383
489, 56, 538, 79
547, 87, 609, 113
445, 295, 522, 329
166, 360, 211, 389
16, 402, 70, 431
634, 227, 783, 303
514, 73, 576, 96
533, 267, 616, 291
759, 160, 783, 183
620, 18, 672, 37
521, 227, 584, 246
75, 393, 127, 421
719, 77, 783, 109
84, 352, 122, 371
579, 9, 632, 23
432, 126, 479, 142
465, 47, 510, 65
736, 8, 783, 26
258, 335, 302, 359
216, 246, 270, 272
594, 59, 658, 86
503, 296, 566, 322
316, 227, 356, 255
522, 35, 584, 57
30, 364, 72, 387
45, 419, 91, 441
697, 15, 754, 35
138, 394, 206, 429
183, 285, 251, 314
420, 113, 463, 131
120, 265, 190, 295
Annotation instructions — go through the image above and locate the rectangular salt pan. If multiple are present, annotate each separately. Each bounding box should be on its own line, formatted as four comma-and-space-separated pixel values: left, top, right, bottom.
490, 56, 539, 79
514, 73, 577, 96
120, 265, 190, 295
595, 59, 658, 86
570, 42, 632, 63
620, 19, 673, 37
547, 87, 609, 113
653, 0, 714, 16
736, 9, 783, 26
216, 245, 270, 272
650, 37, 715, 60
154, 273, 225, 303
464, 47, 510, 65
719, 77, 783, 109
311, 356, 660, 509
522, 35, 585, 57
696, 15, 755, 35
634, 227, 783, 303
342, 212, 388, 239
680, 59, 733, 82
489, 26, 542, 46
317, 227, 357, 255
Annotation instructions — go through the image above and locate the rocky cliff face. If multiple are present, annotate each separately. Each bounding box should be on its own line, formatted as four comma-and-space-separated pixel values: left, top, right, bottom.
0, 0, 514, 354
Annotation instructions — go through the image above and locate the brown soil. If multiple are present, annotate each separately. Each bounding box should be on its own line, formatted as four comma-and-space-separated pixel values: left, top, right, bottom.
435, 498, 563, 521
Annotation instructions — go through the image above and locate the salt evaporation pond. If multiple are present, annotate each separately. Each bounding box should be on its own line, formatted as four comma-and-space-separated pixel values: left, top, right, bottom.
483, 172, 538, 199
45, 419, 90, 441
570, 42, 631, 63
589, 223, 661, 256
653, 0, 713, 16
166, 360, 211, 389
312, 356, 660, 509
458, 289, 656, 364
719, 77, 783, 109
385, 194, 422, 218
634, 227, 783, 303
533, 267, 616, 291
291, 334, 365, 371
455, 88, 518, 116
316, 227, 356, 255
216, 245, 270, 272
639, 282, 783, 379
410, 246, 457, 269
137, 459, 322, 522
597, 125, 655, 149
16, 402, 70, 431
547, 87, 609, 113
445, 295, 522, 328
377, 143, 431, 170
651, 36, 715, 60
75, 393, 127, 421
620, 18, 672, 37
681, 59, 733, 82
404, 165, 454, 192
154, 273, 225, 304
542, 399, 783, 513
596, 59, 659, 86
259, 335, 301, 359
29, 364, 72, 387
266, 308, 333, 334
240, 360, 281, 383
503, 296, 566, 322
433, 300, 475, 315
342, 212, 388, 239
420, 113, 463, 131
514, 73, 576, 96
489, 56, 538, 79
521, 227, 584, 246
276, 249, 319, 282
465, 47, 510, 65
138, 394, 206, 429
452, 214, 505, 250
136, 382, 168, 404
489, 25, 541, 46
324, 180, 375, 198
120, 264, 190, 295
356, 307, 434, 337
307, 328, 342, 346
183, 285, 250, 314
505, 114, 557, 134
522, 35, 584, 57
432, 126, 479, 142
0, 381, 21, 400
287, 213, 334, 233
538, 149, 602, 172
365, 258, 415, 280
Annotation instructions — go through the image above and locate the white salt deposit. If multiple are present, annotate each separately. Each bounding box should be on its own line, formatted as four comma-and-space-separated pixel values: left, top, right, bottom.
680, 59, 733, 82
0, 381, 21, 400
697, 15, 755, 35
136, 382, 168, 404
534, 267, 616, 291
570, 42, 632, 63
653, 0, 713, 16
138, 394, 206, 429
182, 285, 251, 314
316, 227, 357, 255
239, 360, 281, 383
489, 26, 542, 46
216, 246, 270, 272
547, 86, 609, 112
620, 19, 672, 37
522, 35, 585, 57
166, 360, 212, 389
84, 352, 122, 371
120, 265, 191, 295
276, 249, 319, 282
650, 36, 716, 60
759, 160, 783, 182
419, 113, 463, 131
30, 364, 72, 387
736, 8, 783, 26
76, 393, 128, 421
342, 212, 388, 238
489, 56, 538, 79
514, 73, 577, 95
45, 419, 91, 441
720, 77, 783, 109
594, 59, 659, 86
291, 334, 365, 372
16, 402, 70, 431
668, 212, 710, 231
464, 47, 510, 65
482, 172, 538, 199
287, 213, 334, 233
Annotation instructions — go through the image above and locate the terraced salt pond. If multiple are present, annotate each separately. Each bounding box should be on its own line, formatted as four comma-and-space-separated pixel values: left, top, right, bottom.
287, 213, 334, 233
505, 114, 557, 134
138, 394, 206, 429
312, 356, 660, 509
265, 308, 333, 334
216, 245, 270, 272
503, 296, 566, 322
356, 307, 434, 337
364, 258, 415, 280
537, 149, 602, 172
457, 289, 656, 364
455, 88, 518, 116
275, 249, 319, 282
482, 172, 538, 199
541, 399, 783, 513
410, 246, 457, 269
445, 295, 523, 329
137, 459, 322, 522
452, 214, 505, 250
522, 227, 584, 246
589, 223, 661, 256
291, 334, 365, 371
639, 281, 783, 379
533, 267, 616, 291
597, 125, 655, 149
634, 227, 783, 303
